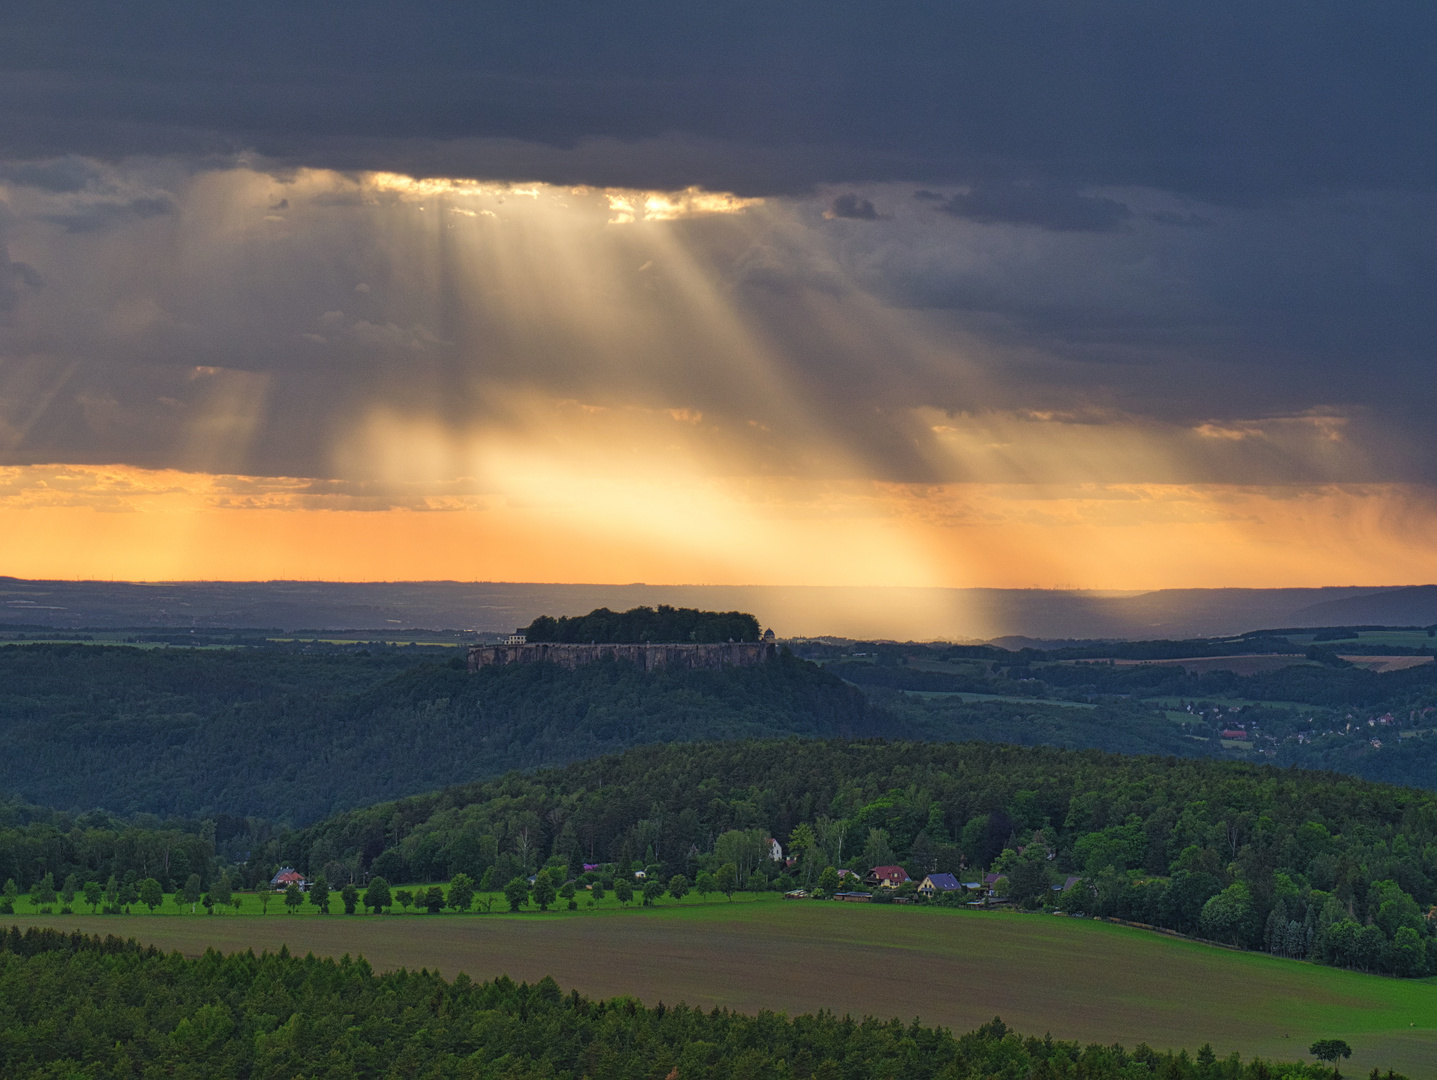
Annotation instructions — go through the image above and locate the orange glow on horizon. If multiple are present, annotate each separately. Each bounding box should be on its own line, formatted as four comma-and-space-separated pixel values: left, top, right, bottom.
0, 464, 1433, 592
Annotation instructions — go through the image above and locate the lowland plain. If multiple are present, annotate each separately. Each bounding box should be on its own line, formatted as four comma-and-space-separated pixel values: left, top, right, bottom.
21, 900, 1437, 1078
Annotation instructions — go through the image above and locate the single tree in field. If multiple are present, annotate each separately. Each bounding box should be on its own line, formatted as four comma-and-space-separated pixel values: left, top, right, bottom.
340, 883, 359, 915
694, 872, 714, 900
209, 873, 232, 914
532, 870, 557, 911
61, 873, 80, 906
714, 862, 738, 900
231, 892, 243, 915
1, 878, 19, 914
423, 885, 444, 912
104, 875, 120, 911
668, 874, 690, 901
309, 875, 330, 914
365, 876, 392, 914
447, 873, 475, 912
180, 874, 202, 914
260, 891, 272, 916
503, 877, 529, 911
83, 881, 102, 913
138, 878, 164, 913
816, 866, 841, 896
643, 880, 664, 905
33, 872, 57, 908
1310, 1039, 1352, 1075
613, 878, 634, 906
284, 881, 304, 914
590, 882, 606, 902
394, 888, 414, 912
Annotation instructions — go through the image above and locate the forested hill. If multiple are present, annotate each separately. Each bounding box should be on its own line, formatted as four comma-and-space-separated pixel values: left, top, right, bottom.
0, 644, 875, 822
278, 739, 1437, 976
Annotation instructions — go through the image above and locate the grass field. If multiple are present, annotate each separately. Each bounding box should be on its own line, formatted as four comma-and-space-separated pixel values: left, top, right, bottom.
20, 887, 772, 918
18, 899, 1437, 1077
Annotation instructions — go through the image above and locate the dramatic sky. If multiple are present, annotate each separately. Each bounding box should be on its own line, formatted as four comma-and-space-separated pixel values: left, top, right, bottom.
1, 2, 1435, 587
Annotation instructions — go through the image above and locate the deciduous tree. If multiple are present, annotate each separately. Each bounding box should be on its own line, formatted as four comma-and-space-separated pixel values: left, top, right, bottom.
138, 878, 163, 913
447, 873, 475, 912
364, 876, 392, 914
504, 877, 529, 911
532, 870, 557, 911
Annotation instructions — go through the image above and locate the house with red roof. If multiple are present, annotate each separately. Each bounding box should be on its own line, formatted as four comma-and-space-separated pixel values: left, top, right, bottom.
270, 867, 308, 892
864, 865, 911, 889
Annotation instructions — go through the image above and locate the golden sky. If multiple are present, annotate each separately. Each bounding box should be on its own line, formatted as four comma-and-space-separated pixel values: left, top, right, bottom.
1, 166, 1434, 589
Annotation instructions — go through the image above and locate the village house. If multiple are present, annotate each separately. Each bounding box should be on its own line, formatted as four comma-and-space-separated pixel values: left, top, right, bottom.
982, 872, 1007, 897
270, 867, 307, 892
917, 872, 961, 897
865, 865, 911, 890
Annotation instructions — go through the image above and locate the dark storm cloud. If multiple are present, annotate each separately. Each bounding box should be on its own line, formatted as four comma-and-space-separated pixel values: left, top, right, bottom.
1, 2, 1436, 494
1, 1, 1434, 199
42, 194, 176, 233
828, 194, 879, 220
936, 183, 1131, 232
0, 202, 40, 312
0, 157, 108, 194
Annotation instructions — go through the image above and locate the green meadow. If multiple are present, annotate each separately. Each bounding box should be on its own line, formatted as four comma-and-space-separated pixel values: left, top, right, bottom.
19, 896, 1437, 1078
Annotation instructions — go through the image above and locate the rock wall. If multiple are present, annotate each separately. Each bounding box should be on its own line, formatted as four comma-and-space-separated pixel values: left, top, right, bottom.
467, 640, 774, 673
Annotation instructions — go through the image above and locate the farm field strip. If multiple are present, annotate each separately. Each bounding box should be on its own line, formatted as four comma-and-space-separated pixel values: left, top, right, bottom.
19, 900, 1437, 1078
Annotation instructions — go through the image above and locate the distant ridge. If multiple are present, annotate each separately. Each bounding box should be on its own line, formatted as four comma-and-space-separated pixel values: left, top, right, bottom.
1285, 584, 1437, 628
0, 577, 1432, 641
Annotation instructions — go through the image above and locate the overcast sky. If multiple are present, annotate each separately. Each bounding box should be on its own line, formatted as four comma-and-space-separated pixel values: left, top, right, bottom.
1, 2, 1434, 590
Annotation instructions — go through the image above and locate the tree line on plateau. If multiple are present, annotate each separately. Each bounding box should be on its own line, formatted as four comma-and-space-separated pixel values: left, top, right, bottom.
521, 605, 763, 644
0, 928, 1394, 1080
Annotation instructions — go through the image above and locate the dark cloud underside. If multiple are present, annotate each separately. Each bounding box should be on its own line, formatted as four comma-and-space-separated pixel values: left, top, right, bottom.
1, 2, 1435, 197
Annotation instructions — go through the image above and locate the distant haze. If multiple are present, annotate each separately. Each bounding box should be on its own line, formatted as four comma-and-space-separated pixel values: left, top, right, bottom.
2, 578, 1434, 642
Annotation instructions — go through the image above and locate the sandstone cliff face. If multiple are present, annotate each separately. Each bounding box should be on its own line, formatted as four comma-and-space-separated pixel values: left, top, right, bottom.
467, 640, 774, 673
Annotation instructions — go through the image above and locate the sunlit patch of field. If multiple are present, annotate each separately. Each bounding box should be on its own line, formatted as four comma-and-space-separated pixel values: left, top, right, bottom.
20, 899, 1437, 1078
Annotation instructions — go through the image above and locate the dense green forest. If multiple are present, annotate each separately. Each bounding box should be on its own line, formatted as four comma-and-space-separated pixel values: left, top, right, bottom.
0, 798, 220, 901
270, 740, 1437, 977
0, 644, 874, 821
523, 605, 762, 643
0, 928, 1357, 1080
3, 626, 1436, 827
